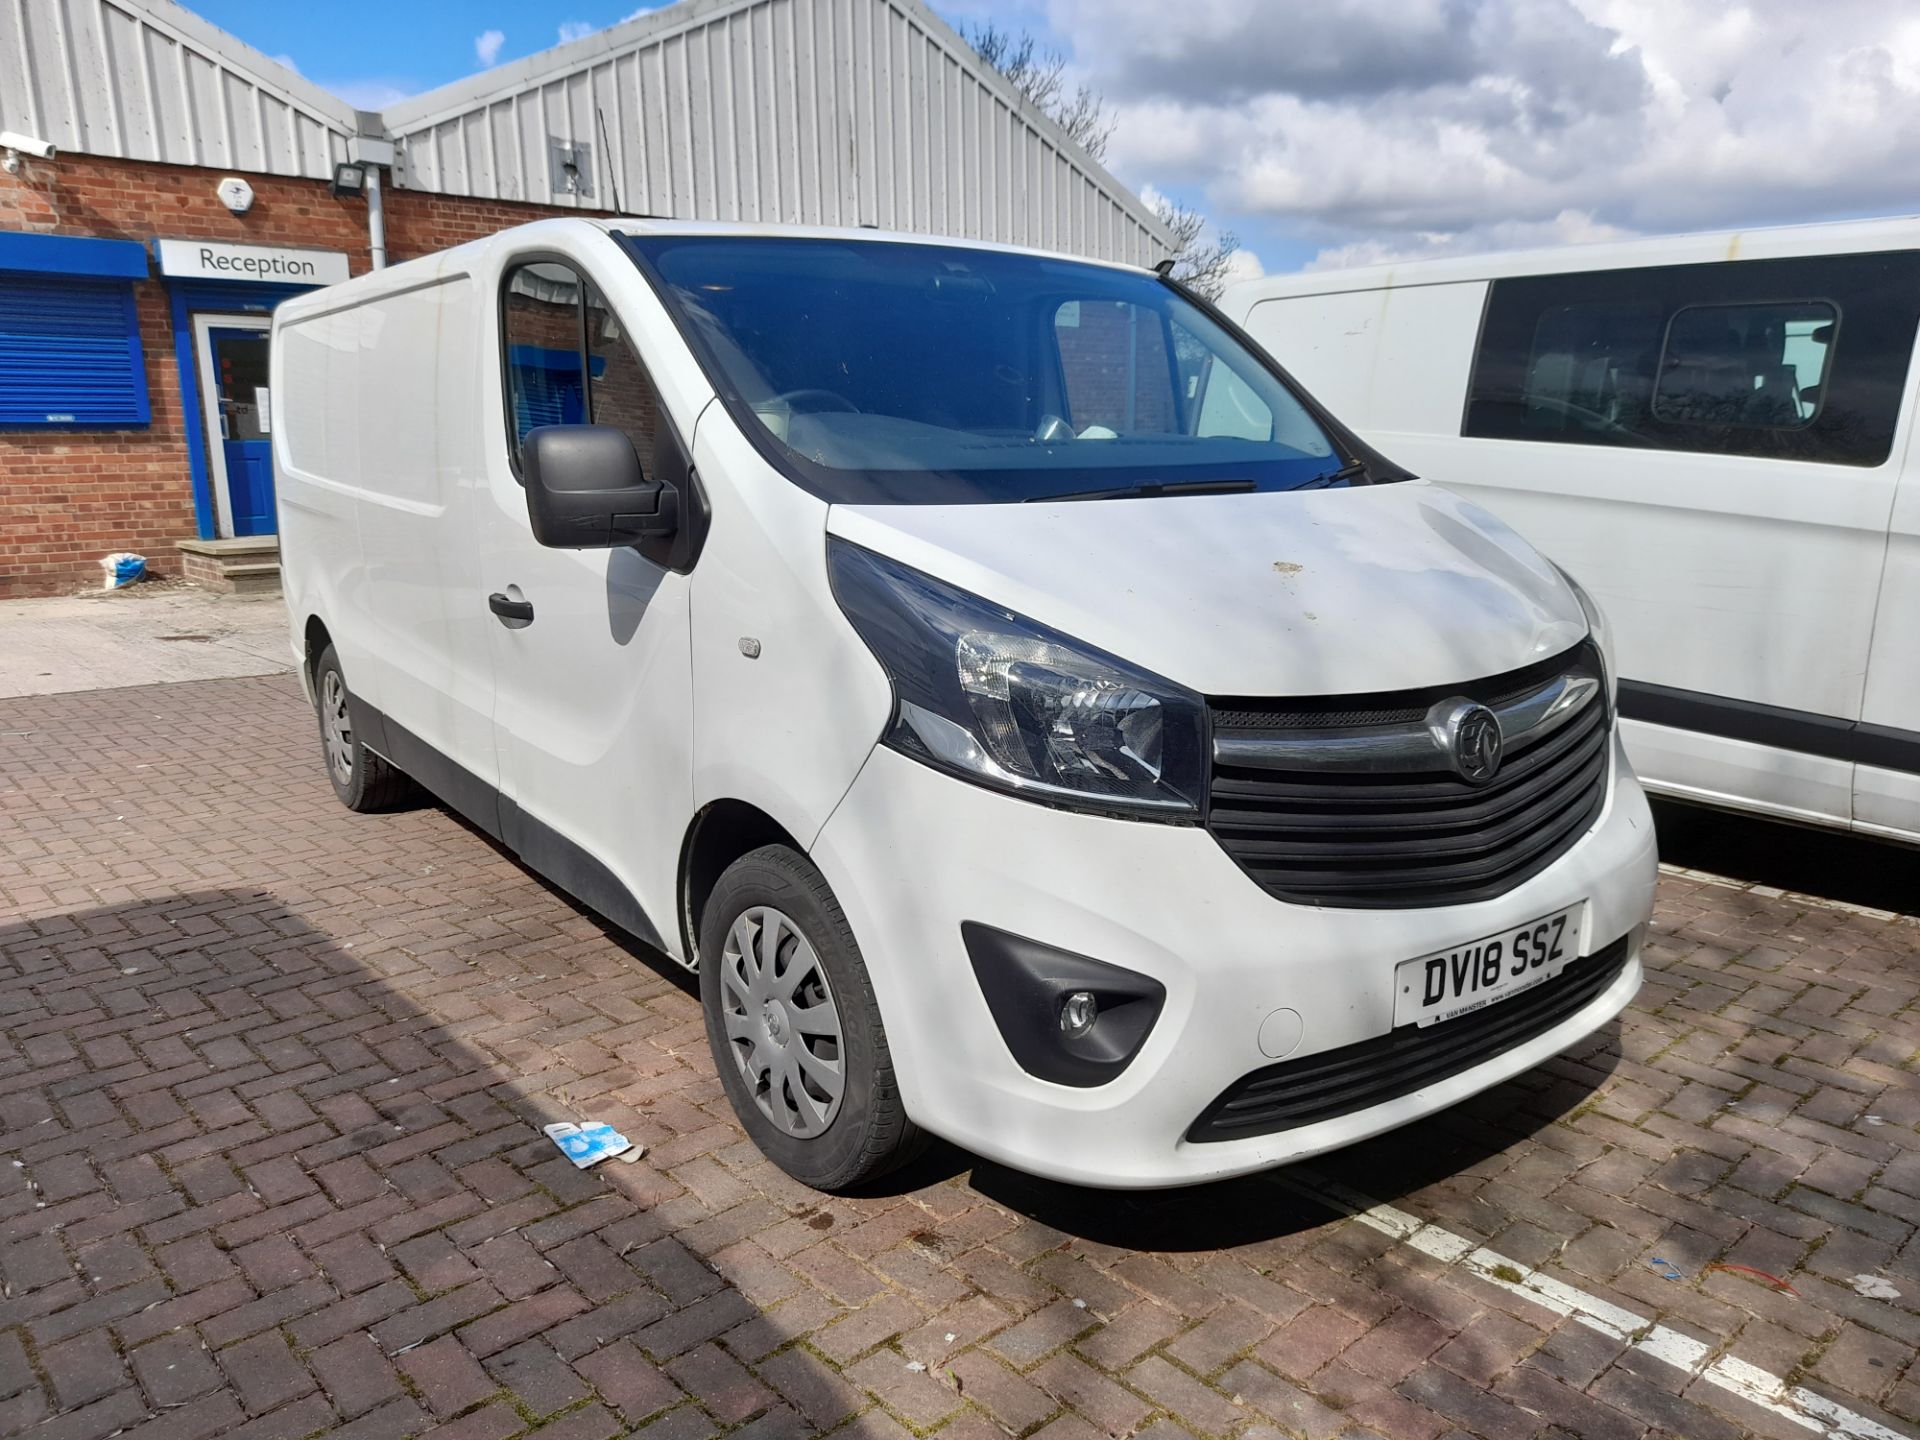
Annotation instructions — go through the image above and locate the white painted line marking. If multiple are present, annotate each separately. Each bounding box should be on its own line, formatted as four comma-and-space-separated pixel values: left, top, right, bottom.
1276, 1169, 1914, 1440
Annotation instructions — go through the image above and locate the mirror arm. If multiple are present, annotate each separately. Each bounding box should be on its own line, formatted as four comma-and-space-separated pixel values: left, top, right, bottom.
615, 483, 679, 540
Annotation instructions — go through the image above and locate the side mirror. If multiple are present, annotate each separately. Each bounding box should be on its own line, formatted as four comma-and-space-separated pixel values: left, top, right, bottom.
521, 425, 679, 549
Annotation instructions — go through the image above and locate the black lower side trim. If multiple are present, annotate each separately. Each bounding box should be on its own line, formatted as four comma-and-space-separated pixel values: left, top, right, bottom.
376, 713, 504, 840
1188, 933, 1634, 1143
500, 796, 666, 951
1619, 680, 1920, 774
360, 702, 666, 953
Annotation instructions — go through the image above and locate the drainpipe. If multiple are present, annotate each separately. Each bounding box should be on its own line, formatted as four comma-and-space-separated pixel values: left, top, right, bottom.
365, 164, 386, 270
348, 132, 397, 272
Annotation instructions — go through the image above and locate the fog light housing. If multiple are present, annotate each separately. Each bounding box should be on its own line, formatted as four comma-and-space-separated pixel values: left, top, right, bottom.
963, 923, 1164, 1088
1060, 991, 1098, 1038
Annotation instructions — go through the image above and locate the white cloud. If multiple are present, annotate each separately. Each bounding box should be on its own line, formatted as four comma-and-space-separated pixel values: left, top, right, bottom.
1049, 0, 1920, 268
558, 21, 595, 44
321, 78, 416, 111
474, 29, 506, 68
1304, 209, 1632, 271
1221, 247, 1266, 284
269, 52, 300, 75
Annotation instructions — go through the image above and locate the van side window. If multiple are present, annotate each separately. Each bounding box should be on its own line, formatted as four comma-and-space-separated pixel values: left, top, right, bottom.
1463, 251, 1920, 466
1653, 302, 1834, 428
584, 282, 664, 477
1054, 300, 1179, 434
1512, 299, 1664, 439
502, 261, 592, 470
1048, 300, 1323, 451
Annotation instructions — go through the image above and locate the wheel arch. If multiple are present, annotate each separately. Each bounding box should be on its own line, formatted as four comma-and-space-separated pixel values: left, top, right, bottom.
302, 614, 334, 689
678, 799, 806, 966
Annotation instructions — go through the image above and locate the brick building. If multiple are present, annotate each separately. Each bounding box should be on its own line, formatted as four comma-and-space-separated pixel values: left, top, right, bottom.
0, 0, 1170, 597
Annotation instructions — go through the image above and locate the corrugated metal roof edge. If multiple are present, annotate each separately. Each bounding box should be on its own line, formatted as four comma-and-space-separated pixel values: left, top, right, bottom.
370, 0, 1178, 251
71, 0, 1176, 254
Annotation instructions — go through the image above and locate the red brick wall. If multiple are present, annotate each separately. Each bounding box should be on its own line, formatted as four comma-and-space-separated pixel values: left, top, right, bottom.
0, 152, 584, 597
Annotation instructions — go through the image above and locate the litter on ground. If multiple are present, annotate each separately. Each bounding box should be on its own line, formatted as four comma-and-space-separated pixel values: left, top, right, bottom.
543, 1120, 640, 1168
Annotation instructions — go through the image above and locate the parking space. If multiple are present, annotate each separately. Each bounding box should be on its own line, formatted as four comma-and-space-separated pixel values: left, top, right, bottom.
0, 673, 1915, 1440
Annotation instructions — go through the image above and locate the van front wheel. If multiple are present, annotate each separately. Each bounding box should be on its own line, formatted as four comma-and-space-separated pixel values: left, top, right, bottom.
700, 845, 923, 1191
312, 646, 419, 813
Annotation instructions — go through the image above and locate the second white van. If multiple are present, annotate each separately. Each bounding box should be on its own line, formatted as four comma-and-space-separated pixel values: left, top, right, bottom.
1224, 218, 1920, 846
274, 218, 1656, 1191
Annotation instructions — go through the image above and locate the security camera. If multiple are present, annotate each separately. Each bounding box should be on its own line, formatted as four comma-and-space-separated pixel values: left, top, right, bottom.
0, 130, 55, 174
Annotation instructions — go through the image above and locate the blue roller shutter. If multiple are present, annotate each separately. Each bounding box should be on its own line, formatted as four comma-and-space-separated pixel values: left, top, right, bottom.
0, 273, 150, 427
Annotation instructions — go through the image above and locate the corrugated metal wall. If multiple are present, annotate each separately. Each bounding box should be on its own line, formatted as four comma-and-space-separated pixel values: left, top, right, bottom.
1, 0, 1169, 265
0, 0, 355, 179
382, 0, 1169, 265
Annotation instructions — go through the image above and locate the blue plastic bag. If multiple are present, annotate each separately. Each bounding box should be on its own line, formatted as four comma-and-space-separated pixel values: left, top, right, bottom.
100, 552, 146, 588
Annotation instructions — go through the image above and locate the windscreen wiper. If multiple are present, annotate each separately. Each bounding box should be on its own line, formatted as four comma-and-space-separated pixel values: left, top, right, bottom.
1029, 479, 1259, 503
1300, 459, 1368, 489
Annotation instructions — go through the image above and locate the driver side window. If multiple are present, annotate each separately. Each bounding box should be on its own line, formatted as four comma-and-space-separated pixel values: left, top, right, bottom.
501, 260, 664, 477
502, 262, 590, 473
586, 280, 662, 476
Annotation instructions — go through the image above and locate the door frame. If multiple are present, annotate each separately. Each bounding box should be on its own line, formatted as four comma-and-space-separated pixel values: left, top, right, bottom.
191, 312, 272, 539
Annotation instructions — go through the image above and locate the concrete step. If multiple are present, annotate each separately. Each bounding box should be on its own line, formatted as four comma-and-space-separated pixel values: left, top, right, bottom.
177, 537, 281, 596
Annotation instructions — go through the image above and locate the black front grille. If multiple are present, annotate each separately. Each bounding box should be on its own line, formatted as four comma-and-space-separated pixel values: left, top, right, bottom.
1188, 933, 1633, 1143
1205, 643, 1609, 909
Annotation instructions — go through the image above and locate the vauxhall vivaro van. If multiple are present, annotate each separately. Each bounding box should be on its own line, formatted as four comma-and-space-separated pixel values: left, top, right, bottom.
1223, 219, 1920, 846
273, 219, 1657, 1191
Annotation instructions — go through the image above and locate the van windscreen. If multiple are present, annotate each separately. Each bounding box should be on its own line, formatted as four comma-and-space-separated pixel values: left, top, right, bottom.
622, 234, 1343, 504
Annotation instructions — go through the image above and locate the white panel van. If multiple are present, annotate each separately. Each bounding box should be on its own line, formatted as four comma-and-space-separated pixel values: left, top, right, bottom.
1223, 220, 1920, 845
274, 219, 1656, 1191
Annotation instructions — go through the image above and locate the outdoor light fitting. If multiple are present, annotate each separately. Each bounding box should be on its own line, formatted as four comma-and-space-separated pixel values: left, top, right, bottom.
330, 161, 367, 199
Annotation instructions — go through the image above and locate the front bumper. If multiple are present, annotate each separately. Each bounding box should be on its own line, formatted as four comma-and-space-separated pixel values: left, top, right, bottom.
810, 735, 1658, 1189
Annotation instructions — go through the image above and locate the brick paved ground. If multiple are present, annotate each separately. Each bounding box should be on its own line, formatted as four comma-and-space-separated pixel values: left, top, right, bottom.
0, 672, 1916, 1440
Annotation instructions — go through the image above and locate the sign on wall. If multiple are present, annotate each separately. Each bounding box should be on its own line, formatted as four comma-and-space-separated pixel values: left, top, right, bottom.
154, 239, 350, 286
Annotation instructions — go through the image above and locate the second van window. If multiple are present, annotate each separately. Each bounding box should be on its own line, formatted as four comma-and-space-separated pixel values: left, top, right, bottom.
1463, 250, 1920, 466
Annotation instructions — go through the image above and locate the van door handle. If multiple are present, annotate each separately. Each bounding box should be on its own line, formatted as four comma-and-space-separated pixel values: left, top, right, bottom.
488, 592, 534, 624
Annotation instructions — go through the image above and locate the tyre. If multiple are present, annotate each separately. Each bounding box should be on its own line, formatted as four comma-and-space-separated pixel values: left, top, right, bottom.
312, 645, 420, 813
699, 844, 925, 1190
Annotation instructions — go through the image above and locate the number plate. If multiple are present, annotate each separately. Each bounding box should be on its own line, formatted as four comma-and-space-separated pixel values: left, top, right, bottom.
1393, 903, 1584, 1028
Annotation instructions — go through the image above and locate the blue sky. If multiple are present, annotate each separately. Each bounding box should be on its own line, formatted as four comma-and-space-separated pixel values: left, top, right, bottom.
190, 0, 1920, 277
190, 3, 677, 110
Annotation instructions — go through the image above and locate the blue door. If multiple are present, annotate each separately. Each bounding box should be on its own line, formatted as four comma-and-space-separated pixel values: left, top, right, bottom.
207, 325, 275, 536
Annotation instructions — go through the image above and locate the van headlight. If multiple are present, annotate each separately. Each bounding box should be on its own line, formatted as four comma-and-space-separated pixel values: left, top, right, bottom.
828, 540, 1207, 819
1552, 562, 1616, 706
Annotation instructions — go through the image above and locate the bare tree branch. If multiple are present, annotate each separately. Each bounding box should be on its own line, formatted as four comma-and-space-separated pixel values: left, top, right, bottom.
1149, 194, 1241, 300
961, 22, 1113, 163
962, 23, 1240, 291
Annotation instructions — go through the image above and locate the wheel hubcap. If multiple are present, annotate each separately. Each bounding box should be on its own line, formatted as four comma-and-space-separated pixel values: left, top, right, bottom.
321, 671, 353, 785
720, 906, 845, 1138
